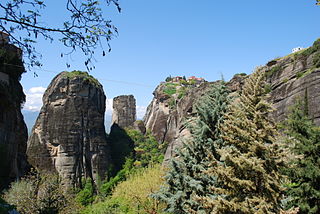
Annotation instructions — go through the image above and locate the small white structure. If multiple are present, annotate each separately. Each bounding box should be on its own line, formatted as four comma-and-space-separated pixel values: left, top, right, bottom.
292, 47, 304, 53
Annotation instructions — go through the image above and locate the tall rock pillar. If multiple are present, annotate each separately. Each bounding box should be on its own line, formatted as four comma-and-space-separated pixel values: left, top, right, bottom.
0, 34, 28, 190
27, 71, 111, 188
112, 95, 136, 128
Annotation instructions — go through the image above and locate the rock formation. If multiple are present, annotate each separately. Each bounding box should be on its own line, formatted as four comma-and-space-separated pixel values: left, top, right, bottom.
27, 71, 110, 188
144, 82, 211, 161
112, 95, 136, 128
0, 41, 28, 189
144, 38, 320, 161
263, 39, 320, 125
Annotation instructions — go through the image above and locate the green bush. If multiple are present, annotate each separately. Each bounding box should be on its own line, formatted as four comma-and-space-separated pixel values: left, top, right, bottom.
76, 179, 95, 206
81, 197, 135, 214
266, 65, 282, 78
63, 70, 101, 87
177, 87, 187, 99
163, 85, 176, 95
100, 158, 134, 196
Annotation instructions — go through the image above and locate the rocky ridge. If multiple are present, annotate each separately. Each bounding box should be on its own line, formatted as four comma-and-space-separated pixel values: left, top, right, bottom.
144, 38, 320, 161
144, 81, 212, 161
27, 71, 111, 188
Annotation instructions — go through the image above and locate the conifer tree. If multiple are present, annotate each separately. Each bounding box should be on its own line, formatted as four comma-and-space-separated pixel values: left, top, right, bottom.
154, 81, 230, 214
203, 69, 284, 213
283, 100, 320, 214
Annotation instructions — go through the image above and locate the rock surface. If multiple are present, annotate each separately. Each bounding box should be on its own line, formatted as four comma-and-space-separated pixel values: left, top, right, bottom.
27, 71, 110, 188
144, 82, 212, 161
144, 39, 320, 161
263, 45, 320, 125
112, 95, 136, 128
0, 43, 29, 189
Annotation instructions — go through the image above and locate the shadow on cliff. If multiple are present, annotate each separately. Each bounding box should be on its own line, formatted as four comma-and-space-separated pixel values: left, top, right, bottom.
107, 124, 135, 176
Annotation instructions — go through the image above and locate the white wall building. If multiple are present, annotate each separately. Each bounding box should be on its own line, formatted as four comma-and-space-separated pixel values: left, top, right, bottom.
292, 47, 304, 53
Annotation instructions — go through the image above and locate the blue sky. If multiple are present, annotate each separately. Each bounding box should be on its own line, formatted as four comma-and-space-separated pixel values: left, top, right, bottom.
21, 0, 320, 119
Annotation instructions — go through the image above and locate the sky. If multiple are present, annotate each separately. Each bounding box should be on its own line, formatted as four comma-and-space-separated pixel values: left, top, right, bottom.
20, 0, 320, 121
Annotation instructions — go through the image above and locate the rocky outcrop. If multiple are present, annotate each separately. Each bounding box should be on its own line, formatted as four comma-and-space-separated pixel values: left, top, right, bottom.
144, 82, 211, 161
144, 38, 320, 161
0, 43, 28, 189
112, 95, 136, 128
263, 39, 320, 125
27, 71, 110, 188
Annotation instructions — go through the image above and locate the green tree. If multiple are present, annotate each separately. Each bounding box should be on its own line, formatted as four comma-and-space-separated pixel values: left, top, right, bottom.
126, 129, 165, 167
0, 0, 120, 69
203, 69, 284, 213
282, 100, 320, 214
154, 81, 230, 213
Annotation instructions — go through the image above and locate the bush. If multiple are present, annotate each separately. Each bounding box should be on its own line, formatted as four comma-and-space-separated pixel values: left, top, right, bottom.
163, 85, 176, 95
76, 179, 94, 206
81, 197, 135, 214
266, 65, 282, 78
111, 164, 166, 214
99, 158, 134, 196
3, 173, 69, 214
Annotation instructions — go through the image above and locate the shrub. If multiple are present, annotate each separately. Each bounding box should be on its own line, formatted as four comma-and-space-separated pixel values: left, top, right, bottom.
3, 173, 69, 214
266, 65, 282, 78
76, 179, 94, 206
111, 164, 166, 214
163, 85, 176, 96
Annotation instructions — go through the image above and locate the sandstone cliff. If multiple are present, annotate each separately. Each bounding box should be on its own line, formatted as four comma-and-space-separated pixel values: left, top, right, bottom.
0, 44, 28, 189
27, 71, 110, 188
144, 81, 212, 161
144, 38, 320, 161
112, 95, 136, 128
264, 38, 320, 125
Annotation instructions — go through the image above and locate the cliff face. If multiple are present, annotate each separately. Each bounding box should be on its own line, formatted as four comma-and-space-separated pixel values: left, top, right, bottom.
144, 38, 320, 161
112, 95, 136, 128
144, 82, 211, 161
264, 39, 320, 125
27, 71, 110, 188
0, 44, 28, 189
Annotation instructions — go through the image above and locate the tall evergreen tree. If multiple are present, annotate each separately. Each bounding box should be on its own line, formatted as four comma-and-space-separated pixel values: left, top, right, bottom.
154, 81, 230, 214
283, 100, 320, 214
203, 69, 284, 213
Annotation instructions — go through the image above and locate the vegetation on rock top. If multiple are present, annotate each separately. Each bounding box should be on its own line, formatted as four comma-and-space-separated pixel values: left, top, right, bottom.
63, 70, 101, 87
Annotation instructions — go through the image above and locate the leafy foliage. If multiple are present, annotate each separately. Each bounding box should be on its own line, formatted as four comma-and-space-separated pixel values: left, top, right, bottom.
126, 129, 166, 167
0, 0, 120, 69
282, 100, 320, 214
76, 178, 94, 206
154, 81, 230, 213
83, 164, 166, 214
99, 158, 134, 196
3, 172, 73, 214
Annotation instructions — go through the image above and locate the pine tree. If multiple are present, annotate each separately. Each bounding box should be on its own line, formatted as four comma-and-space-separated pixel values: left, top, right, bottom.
203, 69, 284, 213
153, 81, 230, 214
283, 100, 320, 214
